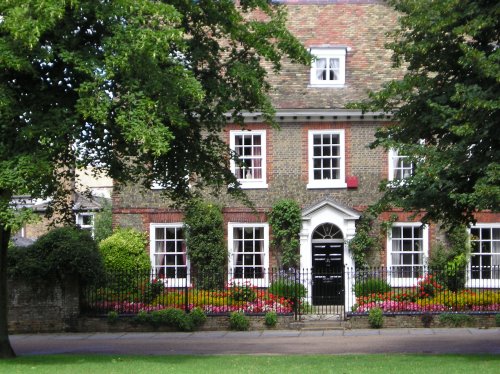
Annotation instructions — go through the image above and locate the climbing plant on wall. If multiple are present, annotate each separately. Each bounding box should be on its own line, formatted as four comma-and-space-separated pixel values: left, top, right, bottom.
184, 200, 227, 289
268, 199, 302, 270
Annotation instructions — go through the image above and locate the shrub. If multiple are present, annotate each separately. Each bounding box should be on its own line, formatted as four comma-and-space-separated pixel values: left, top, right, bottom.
107, 311, 119, 325
134, 311, 151, 325
8, 226, 104, 286
438, 313, 473, 327
230, 284, 257, 302
229, 311, 250, 331
417, 274, 443, 298
99, 229, 151, 289
269, 278, 307, 300
354, 278, 391, 297
184, 200, 227, 289
368, 307, 383, 328
264, 311, 277, 327
189, 307, 207, 328
496, 314, 500, 327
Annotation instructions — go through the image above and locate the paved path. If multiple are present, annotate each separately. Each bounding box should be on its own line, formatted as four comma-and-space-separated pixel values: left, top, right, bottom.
10, 328, 500, 356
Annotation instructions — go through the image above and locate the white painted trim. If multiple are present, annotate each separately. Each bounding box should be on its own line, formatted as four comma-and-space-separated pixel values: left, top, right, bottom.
149, 223, 190, 287
467, 223, 500, 289
228, 222, 269, 287
229, 129, 268, 189
387, 222, 429, 287
307, 130, 346, 189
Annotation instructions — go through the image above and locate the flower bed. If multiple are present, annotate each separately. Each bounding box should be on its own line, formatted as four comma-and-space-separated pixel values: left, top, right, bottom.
86, 281, 295, 315
353, 276, 500, 313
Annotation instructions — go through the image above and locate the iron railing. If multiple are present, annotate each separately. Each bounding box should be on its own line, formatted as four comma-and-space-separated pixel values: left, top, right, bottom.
81, 266, 500, 318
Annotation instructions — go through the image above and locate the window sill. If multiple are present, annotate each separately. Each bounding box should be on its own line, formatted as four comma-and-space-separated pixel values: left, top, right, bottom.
308, 83, 345, 88
307, 182, 347, 189
239, 182, 268, 190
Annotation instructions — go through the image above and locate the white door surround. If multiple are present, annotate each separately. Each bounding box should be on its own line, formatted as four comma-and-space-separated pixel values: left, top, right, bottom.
299, 199, 360, 309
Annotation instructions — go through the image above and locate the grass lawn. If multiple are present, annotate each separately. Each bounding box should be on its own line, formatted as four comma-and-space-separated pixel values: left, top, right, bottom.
1, 354, 499, 374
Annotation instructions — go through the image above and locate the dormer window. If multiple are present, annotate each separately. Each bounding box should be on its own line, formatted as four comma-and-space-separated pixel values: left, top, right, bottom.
310, 48, 346, 87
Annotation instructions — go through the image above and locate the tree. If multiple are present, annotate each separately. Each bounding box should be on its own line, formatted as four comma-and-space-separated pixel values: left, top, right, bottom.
357, 0, 499, 226
0, 0, 309, 358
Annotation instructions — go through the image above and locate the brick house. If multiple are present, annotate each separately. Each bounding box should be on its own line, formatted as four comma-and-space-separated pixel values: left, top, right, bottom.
112, 1, 500, 306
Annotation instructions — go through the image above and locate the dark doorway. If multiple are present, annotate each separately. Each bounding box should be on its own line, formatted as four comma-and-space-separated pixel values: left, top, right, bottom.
311, 223, 344, 305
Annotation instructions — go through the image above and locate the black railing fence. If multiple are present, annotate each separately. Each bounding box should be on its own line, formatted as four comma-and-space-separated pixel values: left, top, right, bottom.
81, 266, 500, 318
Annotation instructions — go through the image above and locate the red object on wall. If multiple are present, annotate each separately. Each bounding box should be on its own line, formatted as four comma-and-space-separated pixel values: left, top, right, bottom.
347, 176, 358, 189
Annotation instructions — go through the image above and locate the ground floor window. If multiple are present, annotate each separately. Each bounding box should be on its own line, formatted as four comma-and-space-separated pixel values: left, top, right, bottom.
150, 224, 188, 284
387, 223, 428, 285
470, 225, 500, 281
228, 223, 269, 284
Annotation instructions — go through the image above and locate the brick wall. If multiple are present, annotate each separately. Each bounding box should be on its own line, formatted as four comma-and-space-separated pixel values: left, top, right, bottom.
8, 278, 80, 333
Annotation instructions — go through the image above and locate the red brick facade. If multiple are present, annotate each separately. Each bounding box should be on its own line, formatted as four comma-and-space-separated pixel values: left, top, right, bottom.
113, 2, 500, 272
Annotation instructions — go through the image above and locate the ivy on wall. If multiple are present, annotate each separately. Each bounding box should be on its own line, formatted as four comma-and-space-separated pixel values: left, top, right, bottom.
184, 199, 227, 289
268, 199, 302, 270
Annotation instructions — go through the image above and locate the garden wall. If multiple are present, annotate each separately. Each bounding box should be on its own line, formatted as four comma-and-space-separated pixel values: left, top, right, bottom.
7, 278, 80, 333
74, 314, 295, 333
347, 313, 499, 329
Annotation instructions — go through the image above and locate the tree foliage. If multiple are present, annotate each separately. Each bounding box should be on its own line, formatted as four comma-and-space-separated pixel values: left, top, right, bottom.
358, 0, 500, 226
0, 0, 309, 357
93, 199, 113, 244
268, 199, 301, 269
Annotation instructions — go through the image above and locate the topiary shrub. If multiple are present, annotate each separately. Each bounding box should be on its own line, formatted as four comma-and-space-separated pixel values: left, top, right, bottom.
184, 200, 227, 289
229, 311, 250, 331
368, 307, 384, 329
8, 226, 104, 286
99, 228, 150, 274
354, 278, 391, 297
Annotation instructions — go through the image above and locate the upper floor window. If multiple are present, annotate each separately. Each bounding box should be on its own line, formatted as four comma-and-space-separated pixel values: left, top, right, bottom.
388, 149, 414, 181
470, 225, 500, 285
387, 223, 428, 286
310, 48, 346, 87
307, 130, 346, 189
228, 223, 269, 286
230, 130, 267, 189
150, 224, 188, 286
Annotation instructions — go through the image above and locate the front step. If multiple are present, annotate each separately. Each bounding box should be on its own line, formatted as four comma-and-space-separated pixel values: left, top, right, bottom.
290, 315, 348, 331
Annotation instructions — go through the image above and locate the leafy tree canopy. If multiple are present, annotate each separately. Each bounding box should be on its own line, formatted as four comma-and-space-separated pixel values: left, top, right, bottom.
0, 0, 309, 357
357, 0, 499, 226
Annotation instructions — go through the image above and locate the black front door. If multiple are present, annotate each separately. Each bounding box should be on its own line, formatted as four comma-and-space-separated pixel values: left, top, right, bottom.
312, 242, 344, 305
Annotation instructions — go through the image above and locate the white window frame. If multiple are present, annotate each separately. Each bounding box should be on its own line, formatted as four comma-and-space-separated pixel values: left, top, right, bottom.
307, 130, 347, 189
230, 130, 268, 189
150, 223, 190, 287
387, 222, 429, 287
228, 223, 269, 287
388, 148, 414, 181
468, 224, 500, 289
309, 48, 346, 87
76, 213, 95, 237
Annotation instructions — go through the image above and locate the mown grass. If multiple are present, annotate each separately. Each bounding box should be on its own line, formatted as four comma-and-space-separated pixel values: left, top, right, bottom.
1, 354, 499, 374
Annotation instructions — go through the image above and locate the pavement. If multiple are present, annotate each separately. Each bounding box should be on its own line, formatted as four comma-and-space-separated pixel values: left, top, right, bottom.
9, 328, 500, 356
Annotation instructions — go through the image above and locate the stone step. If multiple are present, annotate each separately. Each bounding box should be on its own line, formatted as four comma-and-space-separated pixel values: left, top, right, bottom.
290, 319, 347, 331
